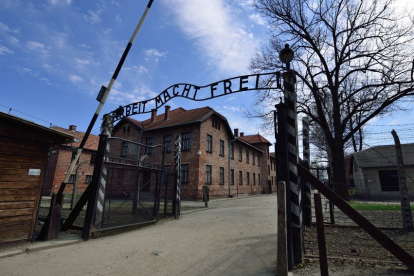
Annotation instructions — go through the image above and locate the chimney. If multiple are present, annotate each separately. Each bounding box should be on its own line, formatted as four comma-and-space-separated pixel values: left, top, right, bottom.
69, 125, 77, 131
164, 105, 170, 121
234, 128, 239, 137
151, 109, 157, 123
240, 132, 244, 137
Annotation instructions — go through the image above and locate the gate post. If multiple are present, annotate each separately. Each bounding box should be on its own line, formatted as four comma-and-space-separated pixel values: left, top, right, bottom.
280, 43, 303, 265
276, 102, 294, 270
173, 134, 182, 219
302, 117, 312, 227
82, 133, 108, 240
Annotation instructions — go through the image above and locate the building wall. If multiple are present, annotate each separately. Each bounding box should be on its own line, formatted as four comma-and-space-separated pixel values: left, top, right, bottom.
111, 116, 275, 200
353, 165, 414, 200
43, 147, 96, 195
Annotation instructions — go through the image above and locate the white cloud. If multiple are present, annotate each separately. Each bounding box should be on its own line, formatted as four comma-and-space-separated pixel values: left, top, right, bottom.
111, 1, 121, 8
115, 15, 122, 23
69, 74, 83, 83
49, 0, 72, 6
0, 45, 14, 55
76, 58, 91, 68
238, 0, 254, 10
108, 83, 158, 105
0, 21, 19, 33
144, 48, 167, 63
26, 41, 50, 56
124, 65, 149, 75
249, 14, 265, 25
84, 8, 104, 24
19, 67, 39, 76
78, 43, 91, 49
9, 36, 19, 45
163, 0, 258, 75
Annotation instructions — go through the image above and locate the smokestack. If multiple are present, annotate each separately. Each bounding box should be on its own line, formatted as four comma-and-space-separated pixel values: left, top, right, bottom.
234, 128, 239, 137
240, 132, 244, 137
151, 109, 157, 123
69, 125, 77, 131
164, 105, 170, 121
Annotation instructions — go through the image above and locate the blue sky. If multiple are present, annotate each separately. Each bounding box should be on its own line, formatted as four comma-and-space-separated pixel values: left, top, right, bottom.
1, 0, 413, 152
0, 0, 269, 138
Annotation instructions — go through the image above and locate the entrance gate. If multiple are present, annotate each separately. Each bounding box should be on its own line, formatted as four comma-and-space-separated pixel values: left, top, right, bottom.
90, 137, 176, 232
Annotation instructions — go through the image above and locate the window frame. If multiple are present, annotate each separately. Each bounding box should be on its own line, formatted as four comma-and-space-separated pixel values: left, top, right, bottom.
219, 167, 224, 184
219, 140, 225, 156
206, 165, 212, 184
207, 134, 213, 153
182, 133, 191, 151
164, 135, 172, 153
181, 164, 189, 184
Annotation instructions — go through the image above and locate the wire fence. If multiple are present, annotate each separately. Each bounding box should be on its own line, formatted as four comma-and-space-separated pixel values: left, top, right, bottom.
304, 138, 414, 268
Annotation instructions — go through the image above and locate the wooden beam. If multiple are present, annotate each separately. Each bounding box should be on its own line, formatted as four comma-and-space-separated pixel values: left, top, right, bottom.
298, 164, 414, 272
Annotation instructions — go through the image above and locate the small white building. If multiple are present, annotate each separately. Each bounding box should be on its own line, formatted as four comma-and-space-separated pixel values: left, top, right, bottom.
351, 143, 414, 200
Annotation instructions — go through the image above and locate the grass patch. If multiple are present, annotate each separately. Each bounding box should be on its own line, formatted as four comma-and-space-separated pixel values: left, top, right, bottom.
350, 203, 414, 211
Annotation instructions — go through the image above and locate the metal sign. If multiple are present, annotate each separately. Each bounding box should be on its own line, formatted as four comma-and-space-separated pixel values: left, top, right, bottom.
106, 71, 281, 123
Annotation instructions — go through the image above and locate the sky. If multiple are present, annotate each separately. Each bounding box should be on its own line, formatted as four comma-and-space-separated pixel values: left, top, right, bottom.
1, 0, 414, 156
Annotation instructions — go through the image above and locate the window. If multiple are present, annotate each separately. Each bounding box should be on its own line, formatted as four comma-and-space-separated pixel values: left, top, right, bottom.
268, 165, 270, 175
212, 118, 221, 130
271, 176, 274, 186
231, 169, 234, 185
258, 173, 261, 185
379, 170, 399, 191
164, 135, 172, 153
253, 173, 256, 185
219, 140, 224, 156
206, 165, 212, 184
90, 153, 96, 165
246, 150, 249, 164
207, 135, 212, 153
146, 138, 153, 155
123, 125, 130, 133
182, 133, 191, 151
247, 172, 250, 185
230, 144, 234, 159
220, 167, 224, 184
238, 147, 242, 161
239, 170, 243, 185
252, 153, 255, 165
71, 151, 79, 164
121, 141, 128, 157
181, 164, 189, 183
258, 155, 261, 167
85, 175, 93, 184
68, 174, 76, 183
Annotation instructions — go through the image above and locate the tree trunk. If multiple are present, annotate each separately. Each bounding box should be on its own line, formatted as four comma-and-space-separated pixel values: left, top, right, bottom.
330, 139, 349, 200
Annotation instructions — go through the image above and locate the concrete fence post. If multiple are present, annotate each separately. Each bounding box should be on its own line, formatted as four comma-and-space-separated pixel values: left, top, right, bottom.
277, 181, 288, 276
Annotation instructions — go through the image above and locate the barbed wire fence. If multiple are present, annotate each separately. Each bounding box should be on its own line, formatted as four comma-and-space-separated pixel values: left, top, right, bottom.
302, 127, 414, 269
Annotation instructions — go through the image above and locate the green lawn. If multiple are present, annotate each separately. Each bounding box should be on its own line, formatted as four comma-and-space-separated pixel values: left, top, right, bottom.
349, 202, 414, 211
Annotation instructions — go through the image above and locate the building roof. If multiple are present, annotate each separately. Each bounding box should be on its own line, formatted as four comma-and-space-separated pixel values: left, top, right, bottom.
51, 126, 99, 151
353, 143, 414, 168
238, 134, 272, 146
0, 111, 73, 143
133, 106, 234, 137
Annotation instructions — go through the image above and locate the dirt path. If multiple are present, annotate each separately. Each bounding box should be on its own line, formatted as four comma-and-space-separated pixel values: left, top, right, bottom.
1, 194, 413, 275
0, 195, 278, 276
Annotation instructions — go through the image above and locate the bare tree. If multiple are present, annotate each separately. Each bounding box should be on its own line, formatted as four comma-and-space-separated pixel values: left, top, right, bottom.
251, 0, 414, 199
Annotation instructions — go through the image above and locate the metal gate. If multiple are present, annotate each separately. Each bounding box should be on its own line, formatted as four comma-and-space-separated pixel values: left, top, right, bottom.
92, 137, 170, 231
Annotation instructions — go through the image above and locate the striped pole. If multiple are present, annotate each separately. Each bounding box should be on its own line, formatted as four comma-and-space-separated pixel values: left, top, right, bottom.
302, 117, 312, 227
58, 0, 155, 198
283, 68, 303, 264
173, 134, 182, 219
94, 115, 113, 228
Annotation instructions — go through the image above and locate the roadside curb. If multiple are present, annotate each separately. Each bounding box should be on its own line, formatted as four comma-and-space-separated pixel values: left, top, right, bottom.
0, 234, 83, 259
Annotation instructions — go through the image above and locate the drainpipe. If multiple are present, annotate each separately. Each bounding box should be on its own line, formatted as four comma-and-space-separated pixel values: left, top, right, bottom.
228, 139, 236, 198
260, 153, 264, 193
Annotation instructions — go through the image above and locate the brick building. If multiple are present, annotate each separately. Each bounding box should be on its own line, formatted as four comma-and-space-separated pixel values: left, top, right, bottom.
43, 125, 99, 195
112, 106, 277, 200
